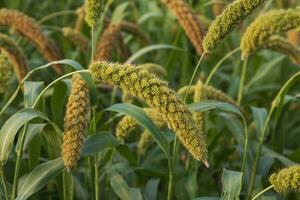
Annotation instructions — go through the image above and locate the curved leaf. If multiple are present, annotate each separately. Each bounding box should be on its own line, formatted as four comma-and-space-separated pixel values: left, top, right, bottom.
220, 169, 243, 200
105, 103, 170, 158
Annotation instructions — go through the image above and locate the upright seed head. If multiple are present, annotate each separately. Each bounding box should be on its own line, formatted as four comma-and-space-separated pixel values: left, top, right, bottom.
0, 33, 28, 83
62, 74, 90, 171
0, 54, 13, 94
85, 0, 103, 27
62, 27, 89, 52
0, 8, 63, 74
89, 61, 208, 164
269, 165, 300, 193
161, 0, 205, 55
241, 9, 300, 59
203, 0, 265, 53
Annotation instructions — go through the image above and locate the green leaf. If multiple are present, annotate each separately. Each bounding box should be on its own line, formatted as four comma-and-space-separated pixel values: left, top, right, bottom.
111, 2, 129, 22
144, 179, 160, 200
130, 188, 143, 200
80, 133, 119, 157
105, 103, 170, 158
0, 108, 50, 164
192, 198, 219, 200
220, 169, 243, 200
262, 146, 297, 166
24, 81, 44, 108
251, 107, 268, 141
125, 44, 183, 64
116, 144, 138, 166
110, 170, 131, 200
16, 158, 64, 200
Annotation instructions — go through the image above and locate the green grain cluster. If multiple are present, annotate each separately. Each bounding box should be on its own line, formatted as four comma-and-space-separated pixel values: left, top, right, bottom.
85, 0, 103, 27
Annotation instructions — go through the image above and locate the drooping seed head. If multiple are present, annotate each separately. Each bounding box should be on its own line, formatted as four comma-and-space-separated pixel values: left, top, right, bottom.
193, 80, 207, 135
241, 9, 300, 59
0, 8, 63, 74
137, 131, 153, 155
203, 0, 265, 53
62, 27, 89, 52
75, 5, 86, 32
62, 74, 90, 171
269, 165, 300, 193
0, 33, 28, 83
89, 61, 208, 164
0, 54, 13, 94
85, 0, 103, 27
287, 30, 300, 47
161, 0, 205, 55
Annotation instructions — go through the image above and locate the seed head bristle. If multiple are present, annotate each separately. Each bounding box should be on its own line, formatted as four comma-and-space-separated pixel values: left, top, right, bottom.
0, 33, 28, 83
0, 8, 63, 74
89, 61, 208, 163
62, 74, 90, 171
241, 9, 300, 59
85, 0, 103, 27
269, 165, 300, 193
161, 0, 205, 55
203, 0, 265, 53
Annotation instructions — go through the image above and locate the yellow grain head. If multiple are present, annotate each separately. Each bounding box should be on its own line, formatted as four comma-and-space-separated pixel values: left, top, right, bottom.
241, 9, 300, 59
85, 0, 103, 27
137, 131, 153, 155
205, 85, 239, 108
161, 0, 205, 55
0, 8, 63, 74
62, 27, 89, 52
75, 6, 86, 32
0, 53, 13, 94
89, 61, 208, 165
0, 33, 28, 83
287, 30, 300, 47
193, 80, 206, 136
203, 0, 265, 53
62, 74, 90, 171
269, 165, 300, 193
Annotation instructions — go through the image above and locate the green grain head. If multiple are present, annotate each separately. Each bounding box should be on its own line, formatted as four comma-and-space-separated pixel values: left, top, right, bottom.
85, 0, 103, 27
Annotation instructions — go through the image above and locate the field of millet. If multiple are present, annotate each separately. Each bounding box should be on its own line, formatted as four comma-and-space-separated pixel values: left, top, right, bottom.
0, 0, 300, 199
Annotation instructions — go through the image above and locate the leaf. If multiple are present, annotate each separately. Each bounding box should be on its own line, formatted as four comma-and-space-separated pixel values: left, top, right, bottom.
251, 107, 268, 141
130, 188, 143, 200
143, 179, 160, 200
24, 81, 44, 108
220, 169, 243, 200
16, 158, 64, 200
189, 100, 243, 117
192, 198, 220, 200
0, 108, 50, 164
110, 170, 131, 200
80, 133, 119, 157
125, 44, 183, 64
105, 103, 170, 158
111, 2, 129, 23
116, 144, 138, 166
262, 146, 297, 166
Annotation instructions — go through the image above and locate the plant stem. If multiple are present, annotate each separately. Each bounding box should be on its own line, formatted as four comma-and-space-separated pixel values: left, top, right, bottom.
0, 165, 9, 200
251, 185, 274, 200
237, 57, 248, 105
11, 123, 29, 200
38, 10, 76, 24
205, 48, 240, 87
167, 53, 205, 200
92, 107, 100, 200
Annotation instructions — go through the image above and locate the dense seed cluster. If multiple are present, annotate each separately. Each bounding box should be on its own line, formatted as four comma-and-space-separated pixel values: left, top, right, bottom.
75, 6, 86, 31
193, 80, 206, 136
263, 36, 300, 65
62, 74, 90, 171
241, 9, 300, 58
269, 165, 300, 193
0, 54, 13, 94
203, 0, 265, 52
116, 108, 165, 140
137, 131, 153, 155
287, 30, 300, 47
89, 61, 208, 164
95, 24, 122, 61
85, 0, 103, 27
161, 0, 205, 55
0, 8, 63, 74
62, 27, 89, 52
0, 33, 28, 83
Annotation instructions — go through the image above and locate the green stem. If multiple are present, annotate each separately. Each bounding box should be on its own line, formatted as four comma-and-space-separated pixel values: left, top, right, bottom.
91, 27, 95, 63
38, 10, 76, 24
205, 48, 240, 87
167, 53, 205, 200
92, 107, 100, 200
237, 57, 248, 106
11, 123, 29, 200
251, 185, 274, 200
0, 166, 9, 200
